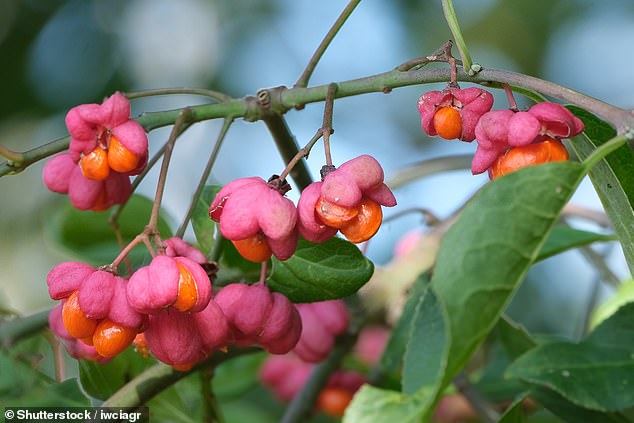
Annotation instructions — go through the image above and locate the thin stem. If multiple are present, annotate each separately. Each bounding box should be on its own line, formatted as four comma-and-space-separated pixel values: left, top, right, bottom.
124, 87, 229, 103
263, 115, 313, 191
395, 42, 451, 72
295, 0, 362, 88
200, 368, 225, 423
384, 207, 441, 226
441, 0, 474, 73
108, 141, 168, 226
578, 245, 620, 287
0, 145, 23, 162
103, 348, 259, 407
562, 204, 611, 228
109, 234, 147, 270
111, 221, 134, 276
321, 83, 338, 166
143, 237, 157, 257
258, 261, 268, 285
278, 130, 324, 182
148, 109, 193, 240
209, 234, 226, 263
387, 154, 473, 189
453, 373, 500, 423
502, 83, 519, 111
176, 117, 234, 238
47, 333, 65, 382
583, 135, 627, 170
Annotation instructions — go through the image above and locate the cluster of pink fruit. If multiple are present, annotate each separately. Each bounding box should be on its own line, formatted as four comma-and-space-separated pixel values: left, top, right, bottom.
418, 86, 584, 179
42, 93, 148, 211
209, 153, 397, 264
46, 236, 355, 372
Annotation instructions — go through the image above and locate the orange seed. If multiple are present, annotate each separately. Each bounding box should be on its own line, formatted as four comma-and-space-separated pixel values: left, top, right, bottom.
79, 147, 110, 181
92, 319, 137, 358
232, 233, 273, 263
340, 197, 383, 244
433, 106, 462, 140
62, 291, 98, 339
107, 135, 139, 173
315, 196, 359, 229
172, 262, 198, 312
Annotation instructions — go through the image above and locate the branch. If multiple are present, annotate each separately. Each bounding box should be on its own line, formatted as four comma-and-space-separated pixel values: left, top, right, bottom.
3, 65, 632, 178
103, 347, 259, 407
295, 0, 362, 88
387, 154, 473, 189
453, 373, 500, 423
147, 109, 193, 244
124, 87, 230, 103
0, 309, 50, 349
262, 115, 314, 191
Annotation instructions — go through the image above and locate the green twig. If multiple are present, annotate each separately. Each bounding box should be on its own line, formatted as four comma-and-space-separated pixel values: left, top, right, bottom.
200, 367, 225, 423
0, 309, 51, 349
295, 0, 362, 88
3, 65, 632, 178
124, 87, 229, 103
175, 117, 234, 238
262, 115, 313, 191
108, 142, 169, 226
441, 0, 475, 74
103, 348, 259, 407
147, 109, 193, 248
387, 154, 473, 189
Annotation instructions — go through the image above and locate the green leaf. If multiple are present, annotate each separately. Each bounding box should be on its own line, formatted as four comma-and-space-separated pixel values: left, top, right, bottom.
212, 351, 267, 399
402, 287, 448, 395
531, 387, 631, 423
507, 302, 634, 412
536, 225, 615, 262
191, 185, 221, 255
498, 395, 527, 423
372, 274, 429, 388
496, 318, 537, 361
46, 195, 172, 268
433, 161, 586, 388
267, 237, 374, 303
79, 349, 153, 400
590, 279, 634, 329
567, 106, 634, 275
343, 384, 434, 423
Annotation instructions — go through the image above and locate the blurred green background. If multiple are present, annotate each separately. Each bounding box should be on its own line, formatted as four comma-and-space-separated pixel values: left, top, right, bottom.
0, 1, 633, 417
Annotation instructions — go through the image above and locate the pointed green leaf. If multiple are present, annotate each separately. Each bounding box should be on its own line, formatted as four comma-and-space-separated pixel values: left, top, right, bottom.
498, 395, 527, 423
191, 185, 221, 255
507, 303, 634, 412
371, 274, 429, 388
531, 387, 630, 423
402, 288, 448, 395
433, 161, 586, 389
567, 106, 634, 274
267, 238, 374, 302
536, 225, 615, 262
79, 349, 153, 400
343, 384, 434, 423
